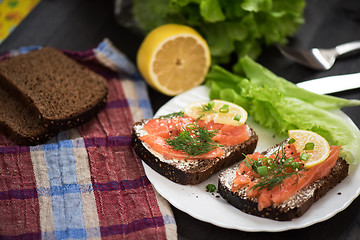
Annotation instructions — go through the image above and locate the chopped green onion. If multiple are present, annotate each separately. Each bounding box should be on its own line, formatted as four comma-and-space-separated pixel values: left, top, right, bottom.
257, 166, 269, 176
284, 158, 293, 166
266, 158, 273, 165
290, 162, 300, 170
269, 163, 277, 170
300, 153, 309, 161
288, 138, 296, 144
186, 123, 196, 130
233, 114, 241, 121
304, 142, 315, 150
179, 131, 189, 138
219, 104, 229, 113
208, 101, 215, 109
206, 184, 216, 193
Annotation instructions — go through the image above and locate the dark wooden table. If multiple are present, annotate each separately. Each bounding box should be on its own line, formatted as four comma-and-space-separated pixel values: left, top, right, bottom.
1, 0, 359, 239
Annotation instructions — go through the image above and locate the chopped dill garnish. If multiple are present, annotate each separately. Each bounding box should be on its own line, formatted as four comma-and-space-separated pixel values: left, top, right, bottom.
158, 111, 185, 119
165, 123, 221, 157
244, 140, 305, 191
201, 101, 215, 113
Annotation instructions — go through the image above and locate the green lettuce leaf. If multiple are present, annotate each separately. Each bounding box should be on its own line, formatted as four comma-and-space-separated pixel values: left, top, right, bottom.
132, 0, 306, 64
200, 0, 225, 22
236, 56, 360, 110
206, 63, 360, 163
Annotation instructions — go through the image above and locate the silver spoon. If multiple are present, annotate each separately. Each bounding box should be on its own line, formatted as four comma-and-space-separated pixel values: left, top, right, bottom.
277, 40, 360, 70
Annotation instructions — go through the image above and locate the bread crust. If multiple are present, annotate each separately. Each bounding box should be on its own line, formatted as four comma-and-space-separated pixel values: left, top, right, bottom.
131, 119, 258, 185
0, 86, 57, 145
218, 155, 349, 221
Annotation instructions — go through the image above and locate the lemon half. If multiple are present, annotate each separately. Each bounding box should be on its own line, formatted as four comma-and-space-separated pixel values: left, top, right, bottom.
288, 130, 331, 168
184, 100, 248, 126
136, 24, 211, 96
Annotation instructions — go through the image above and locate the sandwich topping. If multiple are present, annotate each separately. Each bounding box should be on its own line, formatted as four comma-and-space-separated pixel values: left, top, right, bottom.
232, 130, 341, 211
139, 100, 250, 160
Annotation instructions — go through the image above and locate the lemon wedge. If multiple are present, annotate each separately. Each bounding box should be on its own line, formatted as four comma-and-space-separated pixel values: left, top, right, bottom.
184, 100, 248, 126
136, 24, 211, 96
288, 130, 331, 168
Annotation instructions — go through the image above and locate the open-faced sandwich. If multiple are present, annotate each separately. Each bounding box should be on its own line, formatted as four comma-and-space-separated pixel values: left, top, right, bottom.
218, 129, 349, 221
132, 100, 258, 184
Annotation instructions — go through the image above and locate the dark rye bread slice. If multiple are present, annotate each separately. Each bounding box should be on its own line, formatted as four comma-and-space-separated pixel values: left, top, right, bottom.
132, 119, 258, 185
0, 87, 57, 145
0, 47, 108, 130
218, 147, 349, 221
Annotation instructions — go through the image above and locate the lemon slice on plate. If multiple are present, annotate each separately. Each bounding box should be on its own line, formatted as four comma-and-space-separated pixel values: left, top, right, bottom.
184, 99, 248, 126
288, 130, 331, 168
136, 24, 211, 96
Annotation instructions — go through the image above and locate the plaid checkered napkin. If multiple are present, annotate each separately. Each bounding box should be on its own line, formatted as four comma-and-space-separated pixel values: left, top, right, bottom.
0, 39, 177, 239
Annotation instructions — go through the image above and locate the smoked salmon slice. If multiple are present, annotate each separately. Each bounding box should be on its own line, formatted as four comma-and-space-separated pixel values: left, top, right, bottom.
232, 144, 341, 211
140, 116, 249, 160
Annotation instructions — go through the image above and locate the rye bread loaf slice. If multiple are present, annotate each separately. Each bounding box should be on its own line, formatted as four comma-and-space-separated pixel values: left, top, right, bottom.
132, 119, 258, 185
218, 146, 349, 221
0, 87, 56, 145
0, 47, 108, 130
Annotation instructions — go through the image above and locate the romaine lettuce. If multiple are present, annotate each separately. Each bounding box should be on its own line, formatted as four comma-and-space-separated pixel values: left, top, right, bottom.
206, 62, 360, 164
237, 56, 360, 110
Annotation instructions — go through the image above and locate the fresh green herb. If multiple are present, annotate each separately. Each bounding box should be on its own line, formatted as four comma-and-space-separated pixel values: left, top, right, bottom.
165, 123, 220, 157
233, 114, 241, 121
219, 104, 229, 113
244, 143, 304, 191
196, 101, 216, 121
299, 153, 309, 161
252, 174, 300, 192
290, 162, 300, 170
158, 111, 184, 119
304, 142, 315, 150
288, 138, 296, 144
186, 123, 196, 130
202, 101, 215, 112
257, 166, 268, 177
206, 184, 216, 193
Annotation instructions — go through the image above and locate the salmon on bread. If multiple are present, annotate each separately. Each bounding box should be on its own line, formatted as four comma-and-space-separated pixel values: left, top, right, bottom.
132, 100, 258, 185
218, 135, 349, 221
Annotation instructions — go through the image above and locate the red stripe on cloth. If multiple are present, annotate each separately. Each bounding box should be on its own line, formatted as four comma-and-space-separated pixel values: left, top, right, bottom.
0, 150, 40, 236
78, 77, 167, 239
83, 136, 132, 148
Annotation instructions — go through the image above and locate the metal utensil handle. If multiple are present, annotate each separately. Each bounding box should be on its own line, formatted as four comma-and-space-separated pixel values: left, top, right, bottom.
335, 40, 360, 55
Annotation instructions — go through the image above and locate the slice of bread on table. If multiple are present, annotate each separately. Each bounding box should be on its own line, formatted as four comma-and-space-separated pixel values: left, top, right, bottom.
218, 143, 349, 221
0, 47, 108, 145
0, 47, 108, 130
132, 119, 258, 185
0, 87, 57, 145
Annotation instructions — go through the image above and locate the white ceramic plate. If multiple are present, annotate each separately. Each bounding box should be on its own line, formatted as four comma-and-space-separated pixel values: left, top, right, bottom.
143, 85, 360, 232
